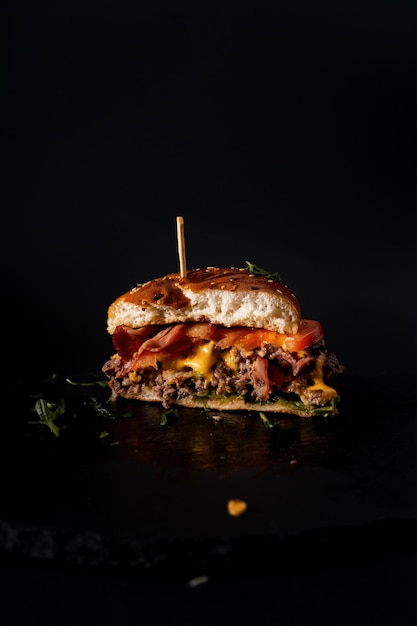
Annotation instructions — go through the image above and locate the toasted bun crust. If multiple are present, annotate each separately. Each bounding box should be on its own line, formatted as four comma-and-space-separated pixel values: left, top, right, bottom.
107, 267, 301, 335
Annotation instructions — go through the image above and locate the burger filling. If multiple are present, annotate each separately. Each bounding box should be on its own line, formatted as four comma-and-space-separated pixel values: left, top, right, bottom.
102, 321, 344, 415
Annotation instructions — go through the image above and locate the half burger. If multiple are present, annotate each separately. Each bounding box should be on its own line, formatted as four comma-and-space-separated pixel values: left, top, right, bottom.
102, 264, 344, 416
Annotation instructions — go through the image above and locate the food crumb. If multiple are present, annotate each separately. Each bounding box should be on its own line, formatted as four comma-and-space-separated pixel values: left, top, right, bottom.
188, 575, 209, 587
227, 498, 248, 517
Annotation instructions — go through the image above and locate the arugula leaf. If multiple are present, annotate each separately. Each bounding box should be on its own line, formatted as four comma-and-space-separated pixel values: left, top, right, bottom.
160, 408, 179, 426
66, 378, 109, 388
259, 411, 276, 429
89, 396, 115, 418
28, 398, 65, 437
245, 261, 282, 282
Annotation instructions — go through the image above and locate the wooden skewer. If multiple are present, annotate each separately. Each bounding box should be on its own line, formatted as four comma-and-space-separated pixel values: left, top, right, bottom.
176, 216, 187, 278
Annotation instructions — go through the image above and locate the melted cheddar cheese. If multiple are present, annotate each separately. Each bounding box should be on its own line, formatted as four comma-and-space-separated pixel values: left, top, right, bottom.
173, 341, 217, 379
129, 371, 142, 383
304, 354, 337, 403
142, 336, 337, 409
221, 348, 239, 373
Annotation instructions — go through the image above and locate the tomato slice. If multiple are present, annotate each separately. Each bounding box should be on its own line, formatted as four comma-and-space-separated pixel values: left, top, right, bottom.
217, 323, 323, 352
237, 329, 285, 351
283, 319, 324, 352
117, 320, 324, 373
214, 327, 251, 349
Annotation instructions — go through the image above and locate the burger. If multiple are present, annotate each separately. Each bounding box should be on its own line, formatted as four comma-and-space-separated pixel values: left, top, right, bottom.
102, 262, 344, 417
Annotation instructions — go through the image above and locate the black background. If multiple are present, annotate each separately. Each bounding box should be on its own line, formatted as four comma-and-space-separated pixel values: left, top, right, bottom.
3, 3, 417, 622
3, 1, 417, 382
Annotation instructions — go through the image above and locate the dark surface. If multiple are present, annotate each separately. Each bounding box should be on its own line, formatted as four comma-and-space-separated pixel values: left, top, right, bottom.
2, 373, 417, 623
1, 373, 416, 579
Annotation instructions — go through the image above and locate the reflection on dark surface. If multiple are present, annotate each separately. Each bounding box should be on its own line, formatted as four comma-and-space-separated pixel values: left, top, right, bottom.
2, 373, 412, 475
4, 374, 362, 474
1, 373, 416, 575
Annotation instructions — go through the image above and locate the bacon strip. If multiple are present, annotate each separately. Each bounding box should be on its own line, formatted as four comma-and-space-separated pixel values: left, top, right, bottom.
131, 350, 159, 370
132, 323, 213, 371
112, 325, 162, 360
251, 356, 270, 399
137, 324, 188, 355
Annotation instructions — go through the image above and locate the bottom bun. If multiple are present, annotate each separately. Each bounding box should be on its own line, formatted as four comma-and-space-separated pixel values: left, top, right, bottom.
108, 383, 339, 418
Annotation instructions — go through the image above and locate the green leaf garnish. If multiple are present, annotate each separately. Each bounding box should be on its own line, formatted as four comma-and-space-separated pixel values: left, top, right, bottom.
160, 408, 179, 426
66, 378, 109, 388
259, 411, 276, 429
89, 396, 114, 418
245, 261, 282, 282
29, 398, 65, 437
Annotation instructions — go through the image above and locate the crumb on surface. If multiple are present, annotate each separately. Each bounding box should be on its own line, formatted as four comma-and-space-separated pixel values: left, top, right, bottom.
227, 498, 248, 517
